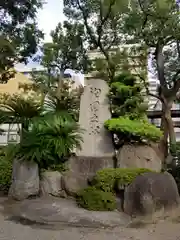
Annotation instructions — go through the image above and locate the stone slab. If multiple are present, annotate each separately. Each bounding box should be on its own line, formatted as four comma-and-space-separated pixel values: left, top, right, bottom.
5, 197, 130, 228
77, 79, 114, 157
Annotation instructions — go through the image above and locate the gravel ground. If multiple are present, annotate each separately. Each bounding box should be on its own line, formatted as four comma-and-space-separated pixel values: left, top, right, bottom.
1, 214, 180, 240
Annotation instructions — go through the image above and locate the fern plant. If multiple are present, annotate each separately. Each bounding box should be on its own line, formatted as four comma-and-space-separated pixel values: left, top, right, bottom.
16, 112, 84, 169
0, 93, 43, 137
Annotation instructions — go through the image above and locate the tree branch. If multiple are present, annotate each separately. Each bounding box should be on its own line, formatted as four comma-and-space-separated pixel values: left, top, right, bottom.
173, 77, 180, 94
76, 0, 98, 47
97, 0, 116, 45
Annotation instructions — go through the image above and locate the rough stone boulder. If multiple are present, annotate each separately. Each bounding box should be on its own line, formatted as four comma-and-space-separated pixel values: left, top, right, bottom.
117, 144, 162, 171
62, 156, 114, 196
124, 172, 180, 217
40, 171, 66, 198
9, 159, 39, 201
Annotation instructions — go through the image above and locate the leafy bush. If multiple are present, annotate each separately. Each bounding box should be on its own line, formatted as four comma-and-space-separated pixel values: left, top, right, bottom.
105, 117, 162, 143
106, 72, 161, 146
16, 112, 84, 170
92, 168, 154, 192
76, 186, 116, 211
0, 145, 16, 193
109, 73, 147, 119
0, 156, 12, 193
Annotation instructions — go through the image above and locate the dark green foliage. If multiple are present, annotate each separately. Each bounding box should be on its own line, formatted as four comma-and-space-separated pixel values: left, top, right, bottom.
92, 168, 154, 192
122, 0, 180, 150
0, 145, 17, 193
105, 117, 162, 143
106, 72, 162, 145
43, 79, 83, 122
109, 73, 147, 119
0, 0, 44, 82
77, 168, 153, 211
16, 112, 83, 170
40, 21, 91, 73
76, 186, 116, 211
0, 157, 12, 193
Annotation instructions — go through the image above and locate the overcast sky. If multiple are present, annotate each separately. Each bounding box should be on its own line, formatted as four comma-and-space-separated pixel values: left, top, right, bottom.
16, 0, 65, 71
37, 0, 65, 42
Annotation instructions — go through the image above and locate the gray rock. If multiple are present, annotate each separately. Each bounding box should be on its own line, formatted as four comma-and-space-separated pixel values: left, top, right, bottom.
7, 197, 130, 228
124, 172, 180, 217
116, 197, 123, 212
117, 144, 162, 171
62, 156, 114, 196
40, 171, 67, 198
9, 159, 39, 201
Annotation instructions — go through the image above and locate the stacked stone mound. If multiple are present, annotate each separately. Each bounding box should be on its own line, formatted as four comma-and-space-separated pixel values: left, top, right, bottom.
124, 172, 180, 217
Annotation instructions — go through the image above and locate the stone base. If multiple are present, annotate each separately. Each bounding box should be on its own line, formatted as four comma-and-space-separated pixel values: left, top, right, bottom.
62, 156, 114, 196
117, 144, 162, 171
5, 197, 130, 228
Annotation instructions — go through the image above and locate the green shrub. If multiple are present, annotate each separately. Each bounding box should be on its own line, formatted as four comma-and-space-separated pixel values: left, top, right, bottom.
77, 186, 116, 211
0, 145, 15, 193
93, 168, 154, 192
0, 156, 12, 193
16, 112, 84, 170
104, 117, 162, 143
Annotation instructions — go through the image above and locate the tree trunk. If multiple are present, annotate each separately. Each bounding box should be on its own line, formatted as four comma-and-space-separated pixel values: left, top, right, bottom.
160, 110, 168, 161
164, 102, 176, 146
161, 100, 176, 164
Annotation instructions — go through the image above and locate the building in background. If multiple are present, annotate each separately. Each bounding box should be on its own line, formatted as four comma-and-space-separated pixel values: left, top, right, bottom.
0, 66, 84, 145
1, 45, 180, 145
0, 71, 32, 146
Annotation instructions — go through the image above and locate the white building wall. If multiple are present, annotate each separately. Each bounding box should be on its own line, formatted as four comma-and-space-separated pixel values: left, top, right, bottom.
0, 124, 20, 146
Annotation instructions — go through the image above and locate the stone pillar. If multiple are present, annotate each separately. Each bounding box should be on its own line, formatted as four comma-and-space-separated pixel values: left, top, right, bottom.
77, 78, 114, 157
62, 78, 115, 196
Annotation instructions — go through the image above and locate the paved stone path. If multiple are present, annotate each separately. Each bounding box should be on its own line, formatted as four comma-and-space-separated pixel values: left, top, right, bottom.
0, 197, 180, 240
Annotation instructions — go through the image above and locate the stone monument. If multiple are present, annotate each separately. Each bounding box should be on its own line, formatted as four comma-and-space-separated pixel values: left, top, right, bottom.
62, 77, 115, 196
77, 78, 114, 157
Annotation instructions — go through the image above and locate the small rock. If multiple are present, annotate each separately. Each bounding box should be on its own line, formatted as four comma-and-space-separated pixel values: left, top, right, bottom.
40, 171, 65, 197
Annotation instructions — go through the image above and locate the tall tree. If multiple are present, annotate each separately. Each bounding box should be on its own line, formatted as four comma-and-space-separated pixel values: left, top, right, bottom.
29, 20, 90, 120
63, 0, 129, 80
40, 20, 90, 74
122, 0, 180, 157
64, 0, 180, 159
0, 0, 44, 83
